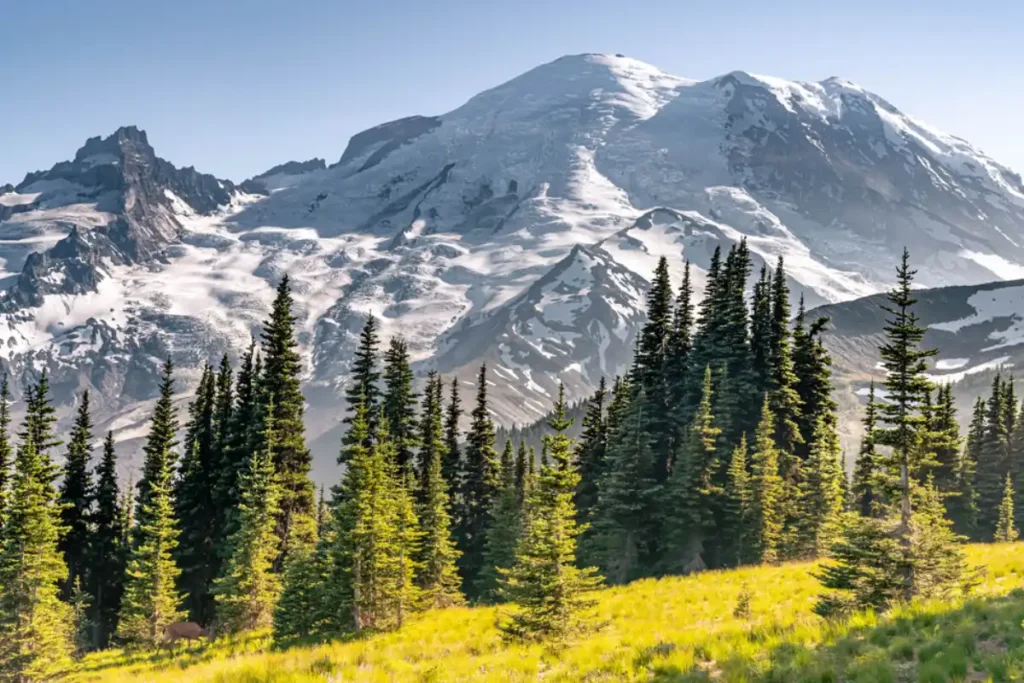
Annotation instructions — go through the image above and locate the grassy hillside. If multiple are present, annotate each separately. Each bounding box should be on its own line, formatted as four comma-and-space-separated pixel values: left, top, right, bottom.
73, 544, 1024, 682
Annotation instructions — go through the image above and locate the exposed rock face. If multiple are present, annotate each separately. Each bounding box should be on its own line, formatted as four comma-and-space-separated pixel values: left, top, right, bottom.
2, 54, 1024, 483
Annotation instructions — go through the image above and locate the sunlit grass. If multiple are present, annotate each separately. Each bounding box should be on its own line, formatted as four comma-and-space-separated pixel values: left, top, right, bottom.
72, 543, 1024, 682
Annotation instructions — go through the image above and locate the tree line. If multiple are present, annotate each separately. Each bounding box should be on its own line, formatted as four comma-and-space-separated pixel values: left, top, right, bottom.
0, 246, 997, 680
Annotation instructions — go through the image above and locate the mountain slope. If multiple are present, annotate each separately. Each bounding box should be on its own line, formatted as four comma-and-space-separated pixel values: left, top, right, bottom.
3, 53, 1024, 479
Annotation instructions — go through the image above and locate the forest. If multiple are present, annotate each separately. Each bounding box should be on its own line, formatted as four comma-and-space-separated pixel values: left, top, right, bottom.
0, 243, 1013, 681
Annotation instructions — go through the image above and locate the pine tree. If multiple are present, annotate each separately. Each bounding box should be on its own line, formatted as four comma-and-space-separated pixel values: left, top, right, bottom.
661, 366, 721, 574
118, 359, 184, 649
515, 440, 530, 506
722, 435, 752, 566
442, 377, 463, 519
89, 432, 126, 649
261, 276, 316, 563
995, 473, 1019, 542
417, 372, 444, 493
749, 265, 773, 398
211, 353, 234, 556
0, 381, 75, 678
382, 336, 419, 475
574, 378, 607, 524
416, 396, 464, 610
636, 256, 674, 482
59, 390, 94, 601
587, 381, 658, 583
498, 384, 602, 642
174, 363, 219, 625
977, 374, 1011, 536
952, 398, 984, 539
344, 314, 382, 437
478, 440, 520, 600
0, 376, 13, 526
852, 382, 881, 517
221, 341, 259, 541
272, 539, 331, 644
793, 300, 836, 458
21, 371, 61, 461
768, 257, 803, 460
931, 384, 962, 493
213, 407, 283, 633
749, 398, 784, 564
457, 364, 500, 594
802, 415, 845, 557
666, 261, 695, 410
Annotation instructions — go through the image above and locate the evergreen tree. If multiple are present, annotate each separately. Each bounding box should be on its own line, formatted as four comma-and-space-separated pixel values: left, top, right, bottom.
498, 385, 602, 642
457, 364, 500, 594
952, 398, 984, 539
272, 539, 331, 644
802, 415, 845, 558
635, 256, 674, 482
852, 382, 881, 518
89, 432, 126, 649
118, 361, 184, 649
213, 407, 283, 633
749, 265, 773, 397
211, 353, 234, 552
768, 257, 803, 460
587, 381, 658, 583
478, 440, 520, 600
749, 398, 784, 564
977, 374, 1011, 535
383, 336, 419, 476
221, 341, 259, 540
995, 473, 1019, 542
344, 314, 382, 437
666, 261, 695, 410
442, 377, 463, 518
793, 299, 836, 459
515, 440, 530, 506
0, 382, 75, 678
417, 372, 445, 493
661, 366, 721, 574
21, 371, 61, 461
931, 384, 962, 493
0, 376, 11, 527
174, 363, 219, 625
574, 378, 607, 524
722, 435, 752, 566
416, 398, 463, 610
261, 276, 316, 563
59, 390, 94, 601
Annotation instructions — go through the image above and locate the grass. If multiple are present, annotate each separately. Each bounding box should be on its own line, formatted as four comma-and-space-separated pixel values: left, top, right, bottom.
72, 543, 1024, 682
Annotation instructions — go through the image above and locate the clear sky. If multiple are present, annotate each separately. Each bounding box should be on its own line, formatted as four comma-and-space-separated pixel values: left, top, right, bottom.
2, 0, 1022, 183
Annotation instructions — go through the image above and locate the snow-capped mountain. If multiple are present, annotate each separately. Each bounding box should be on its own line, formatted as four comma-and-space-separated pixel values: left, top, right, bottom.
3, 53, 1024, 479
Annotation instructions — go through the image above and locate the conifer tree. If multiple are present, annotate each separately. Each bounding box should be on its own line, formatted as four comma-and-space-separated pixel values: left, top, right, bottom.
931, 384, 962, 493
952, 397, 984, 539
793, 299, 836, 458
995, 473, 1019, 542
118, 360, 184, 648
443, 377, 463, 517
89, 431, 126, 648
478, 439, 520, 600
636, 256, 674, 481
344, 314, 382, 436
661, 366, 721, 573
749, 398, 783, 564
213, 407, 283, 633
574, 378, 607, 524
768, 257, 803, 460
261, 276, 316, 562
802, 415, 845, 557
749, 265, 773, 397
666, 261, 695, 410
0, 376, 11, 527
417, 372, 444, 492
0, 380, 75, 678
221, 341, 259, 540
722, 435, 752, 566
416, 397, 464, 610
273, 540, 331, 644
59, 390, 94, 601
383, 336, 419, 475
498, 385, 602, 641
21, 371, 61, 461
174, 364, 219, 624
457, 364, 500, 594
852, 382, 881, 517
587, 381, 657, 583
977, 374, 1011, 535
515, 440, 530, 506
211, 353, 234, 550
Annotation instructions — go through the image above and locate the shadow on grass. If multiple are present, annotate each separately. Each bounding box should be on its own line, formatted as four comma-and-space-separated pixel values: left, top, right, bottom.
650, 589, 1024, 683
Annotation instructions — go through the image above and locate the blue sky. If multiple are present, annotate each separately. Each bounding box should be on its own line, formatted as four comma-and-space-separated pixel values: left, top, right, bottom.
2, 0, 1022, 182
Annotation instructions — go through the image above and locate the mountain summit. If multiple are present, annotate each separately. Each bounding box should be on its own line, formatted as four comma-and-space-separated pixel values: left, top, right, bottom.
2, 53, 1023, 477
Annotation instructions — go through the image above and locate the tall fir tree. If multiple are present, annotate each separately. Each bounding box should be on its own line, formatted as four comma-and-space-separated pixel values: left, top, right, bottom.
344, 314, 383, 438
382, 336, 419, 475
749, 398, 784, 565
852, 382, 881, 517
635, 256, 674, 482
666, 261, 695, 411
587, 380, 658, 583
0, 375, 74, 678
0, 376, 11, 527
515, 440, 530, 506
415, 393, 464, 610
417, 372, 444, 492
976, 374, 1010, 537
574, 378, 607, 524
793, 299, 836, 459
952, 397, 985, 539
118, 360, 184, 648
931, 384, 962, 493
442, 377, 463, 520
59, 390, 94, 601
213, 407, 283, 633
722, 435, 752, 566
478, 439, 520, 600
174, 363, 219, 625
499, 384, 602, 641
768, 256, 803, 460
457, 364, 500, 595
801, 415, 845, 558
261, 276, 316, 563
749, 264, 774, 398
88, 432, 126, 649
211, 353, 235, 555
661, 366, 721, 574
221, 341, 260, 541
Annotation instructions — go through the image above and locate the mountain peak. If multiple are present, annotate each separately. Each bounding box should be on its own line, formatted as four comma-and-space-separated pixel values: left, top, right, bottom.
73, 125, 154, 165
